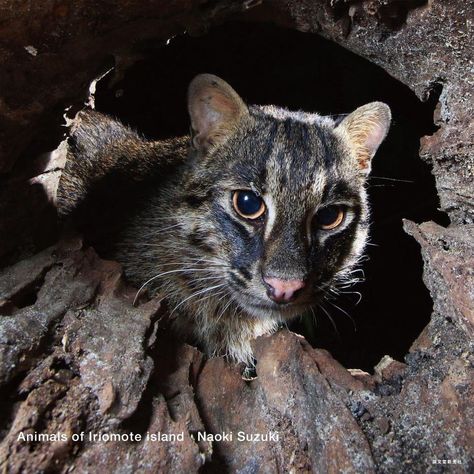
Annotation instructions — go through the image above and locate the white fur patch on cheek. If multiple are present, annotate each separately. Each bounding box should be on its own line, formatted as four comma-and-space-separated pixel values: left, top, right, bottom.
263, 194, 277, 241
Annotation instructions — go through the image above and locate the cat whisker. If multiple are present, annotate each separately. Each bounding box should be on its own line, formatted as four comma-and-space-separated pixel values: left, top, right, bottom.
139, 216, 203, 222
189, 275, 225, 284
215, 289, 232, 307
333, 288, 362, 306
197, 257, 230, 264
328, 286, 363, 306
326, 300, 357, 332
310, 306, 317, 328
169, 283, 226, 318
160, 262, 228, 269
231, 304, 240, 320
216, 292, 235, 323
336, 279, 364, 289
160, 257, 229, 265
316, 302, 340, 340
334, 267, 366, 289
368, 184, 396, 188
133, 267, 224, 305
192, 287, 228, 309
369, 176, 414, 183
314, 282, 337, 300
352, 269, 366, 279
134, 258, 229, 270
141, 222, 181, 234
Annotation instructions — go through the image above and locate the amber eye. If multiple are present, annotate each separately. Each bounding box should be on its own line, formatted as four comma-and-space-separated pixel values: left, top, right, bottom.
314, 206, 345, 230
232, 190, 266, 219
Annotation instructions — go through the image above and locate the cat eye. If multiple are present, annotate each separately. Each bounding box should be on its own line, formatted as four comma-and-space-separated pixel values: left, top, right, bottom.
232, 190, 266, 220
314, 206, 345, 230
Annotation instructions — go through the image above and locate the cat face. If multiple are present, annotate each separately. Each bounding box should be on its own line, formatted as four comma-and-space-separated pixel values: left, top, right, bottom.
176, 74, 391, 322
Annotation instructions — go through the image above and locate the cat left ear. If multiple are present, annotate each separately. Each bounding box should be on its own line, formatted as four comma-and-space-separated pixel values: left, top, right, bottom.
188, 74, 249, 153
336, 102, 391, 173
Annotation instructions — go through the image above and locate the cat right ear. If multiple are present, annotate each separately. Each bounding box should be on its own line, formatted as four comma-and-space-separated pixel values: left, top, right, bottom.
335, 102, 391, 174
188, 74, 249, 153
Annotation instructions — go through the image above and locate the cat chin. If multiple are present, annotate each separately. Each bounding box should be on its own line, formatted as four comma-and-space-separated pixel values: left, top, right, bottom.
238, 299, 306, 322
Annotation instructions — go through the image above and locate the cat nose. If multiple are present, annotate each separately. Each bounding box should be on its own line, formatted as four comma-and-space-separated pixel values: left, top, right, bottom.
264, 277, 306, 304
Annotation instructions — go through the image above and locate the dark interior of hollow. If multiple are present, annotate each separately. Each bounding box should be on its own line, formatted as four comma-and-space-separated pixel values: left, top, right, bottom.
90, 22, 447, 372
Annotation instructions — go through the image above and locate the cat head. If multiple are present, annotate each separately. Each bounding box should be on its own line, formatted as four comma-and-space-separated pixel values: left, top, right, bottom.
178, 74, 391, 321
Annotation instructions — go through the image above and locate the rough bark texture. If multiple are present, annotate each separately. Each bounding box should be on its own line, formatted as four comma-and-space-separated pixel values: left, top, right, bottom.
0, 0, 473, 472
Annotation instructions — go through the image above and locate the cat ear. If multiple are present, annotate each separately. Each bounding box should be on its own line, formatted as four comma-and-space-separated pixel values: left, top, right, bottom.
336, 102, 391, 173
188, 74, 249, 153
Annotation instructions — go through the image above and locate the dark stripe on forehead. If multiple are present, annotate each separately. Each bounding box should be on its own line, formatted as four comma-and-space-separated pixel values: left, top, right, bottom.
283, 118, 294, 138
271, 121, 287, 170
259, 120, 279, 187
263, 120, 279, 151
279, 119, 315, 185
231, 120, 278, 187
313, 125, 333, 167
283, 118, 309, 150
295, 123, 313, 179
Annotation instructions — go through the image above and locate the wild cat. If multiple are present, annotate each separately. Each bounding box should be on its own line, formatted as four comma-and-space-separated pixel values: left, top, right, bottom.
58, 74, 391, 365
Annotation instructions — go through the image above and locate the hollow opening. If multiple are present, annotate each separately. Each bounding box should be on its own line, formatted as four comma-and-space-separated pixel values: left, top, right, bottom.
78, 22, 448, 371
